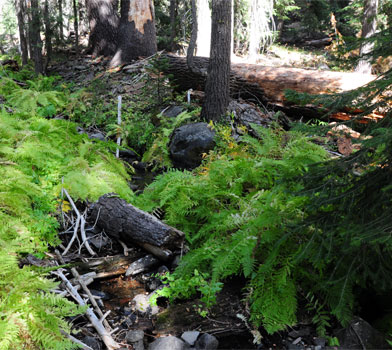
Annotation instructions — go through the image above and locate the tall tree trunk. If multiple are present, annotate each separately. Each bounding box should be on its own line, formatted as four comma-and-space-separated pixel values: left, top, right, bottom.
44, 0, 52, 73
187, 0, 198, 71
355, 0, 378, 74
30, 0, 44, 74
200, 0, 232, 121
86, 0, 119, 56
58, 0, 64, 43
110, 0, 157, 66
195, 0, 211, 57
15, 0, 28, 65
73, 0, 79, 54
231, 0, 234, 56
169, 0, 178, 51
248, 0, 274, 63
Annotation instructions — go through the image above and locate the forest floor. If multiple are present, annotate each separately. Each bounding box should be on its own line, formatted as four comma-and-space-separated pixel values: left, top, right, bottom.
7, 45, 388, 350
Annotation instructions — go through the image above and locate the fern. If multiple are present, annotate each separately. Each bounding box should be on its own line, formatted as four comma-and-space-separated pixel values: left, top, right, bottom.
137, 126, 328, 332
0, 86, 134, 348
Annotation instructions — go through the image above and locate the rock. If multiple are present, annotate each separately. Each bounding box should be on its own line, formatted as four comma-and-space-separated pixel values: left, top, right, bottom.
335, 316, 389, 349
75, 65, 87, 70
146, 277, 161, 292
195, 333, 219, 350
126, 330, 144, 343
313, 337, 326, 348
161, 105, 184, 118
171, 255, 182, 269
133, 293, 159, 315
88, 131, 106, 141
169, 122, 216, 169
181, 331, 200, 346
119, 149, 138, 162
125, 255, 160, 277
288, 327, 311, 338
148, 336, 189, 350
126, 330, 145, 350
227, 100, 276, 138
82, 335, 102, 350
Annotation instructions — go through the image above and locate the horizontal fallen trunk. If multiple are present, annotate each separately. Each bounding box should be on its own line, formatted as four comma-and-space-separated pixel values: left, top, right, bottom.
162, 54, 376, 116
89, 194, 184, 259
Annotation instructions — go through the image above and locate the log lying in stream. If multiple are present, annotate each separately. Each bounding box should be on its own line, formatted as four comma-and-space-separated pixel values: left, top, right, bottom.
162, 54, 376, 119
89, 194, 184, 261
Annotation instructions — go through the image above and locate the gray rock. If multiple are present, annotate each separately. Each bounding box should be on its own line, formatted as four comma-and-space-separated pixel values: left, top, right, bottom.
149, 336, 189, 350
161, 105, 184, 118
126, 330, 144, 343
75, 65, 87, 70
119, 149, 138, 161
132, 294, 159, 315
146, 277, 161, 292
195, 333, 219, 350
181, 331, 200, 346
82, 335, 102, 350
88, 131, 106, 141
228, 100, 274, 130
313, 337, 326, 348
126, 330, 145, 350
335, 316, 389, 349
125, 255, 160, 276
171, 255, 182, 269
288, 327, 311, 338
169, 122, 216, 169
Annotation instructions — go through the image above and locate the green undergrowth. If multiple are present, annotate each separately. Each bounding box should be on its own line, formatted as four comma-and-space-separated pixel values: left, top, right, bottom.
137, 124, 329, 334
0, 70, 133, 349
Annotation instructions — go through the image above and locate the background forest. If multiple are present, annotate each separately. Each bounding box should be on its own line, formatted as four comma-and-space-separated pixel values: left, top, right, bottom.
1, 0, 392, 349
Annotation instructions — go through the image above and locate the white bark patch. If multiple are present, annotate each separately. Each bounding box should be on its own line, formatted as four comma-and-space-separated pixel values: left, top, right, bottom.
128, 0, 153, 34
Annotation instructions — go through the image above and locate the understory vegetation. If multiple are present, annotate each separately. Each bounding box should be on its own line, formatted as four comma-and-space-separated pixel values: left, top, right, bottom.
0, 68, 133, 349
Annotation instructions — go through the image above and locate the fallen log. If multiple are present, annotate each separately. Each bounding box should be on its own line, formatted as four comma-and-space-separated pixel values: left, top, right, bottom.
162, 54, 376, 115
89, 194, 184, 260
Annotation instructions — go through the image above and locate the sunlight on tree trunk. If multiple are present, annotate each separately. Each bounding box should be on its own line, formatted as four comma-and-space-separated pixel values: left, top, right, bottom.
356, 0, 378, 74
15, 0, 28, 65
196, 0, 211, 57
110, 0, 157, 66
201, 0, 232, 121
73, 0, 79, 54
86, 0, 119, 56
58, 0, 64, 43
247, 0, 274, 63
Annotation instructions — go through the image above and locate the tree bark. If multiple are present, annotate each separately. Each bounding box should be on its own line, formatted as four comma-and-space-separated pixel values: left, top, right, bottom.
162, 54, 375, 106
187, 0, 206, 75
15, 0, 28, 65
200, 0, 232, 122
196, 0, 211, 57
73, 0, 79, 54
44, 0, 52, 73
169, 0, 178, 51
89, 194, 184, 252
356, 0, 379, 74
86, 0, 119, 56
58, 0, 64, 43
29, 0, 44, 74
247, 0, 274, 63
110, 0, 157, 66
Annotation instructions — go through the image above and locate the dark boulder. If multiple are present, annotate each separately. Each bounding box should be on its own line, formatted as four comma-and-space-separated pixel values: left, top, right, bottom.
169, 122, 215, 169
335, 316, 389, 349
